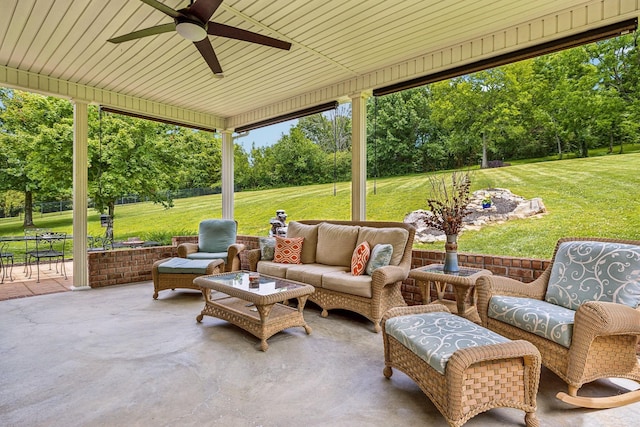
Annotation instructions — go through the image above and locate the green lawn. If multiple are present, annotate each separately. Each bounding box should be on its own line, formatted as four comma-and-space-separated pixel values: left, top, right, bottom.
1, 152, 639, 260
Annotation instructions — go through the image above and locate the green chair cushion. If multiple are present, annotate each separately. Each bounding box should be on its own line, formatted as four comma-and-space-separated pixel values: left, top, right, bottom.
157, 257, 216, 274
186, 251, 227, 261
198, 219, 237, 254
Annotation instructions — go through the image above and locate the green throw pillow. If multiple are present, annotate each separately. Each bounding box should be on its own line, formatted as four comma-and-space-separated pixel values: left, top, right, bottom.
365, 243, 393, 275
259, 237, 276, 261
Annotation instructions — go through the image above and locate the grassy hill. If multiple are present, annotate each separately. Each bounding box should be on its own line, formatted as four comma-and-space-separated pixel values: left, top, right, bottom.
1, 151, 639, 260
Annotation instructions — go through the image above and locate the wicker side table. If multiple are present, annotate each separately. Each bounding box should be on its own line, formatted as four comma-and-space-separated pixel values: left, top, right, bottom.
409, 264, 491, 322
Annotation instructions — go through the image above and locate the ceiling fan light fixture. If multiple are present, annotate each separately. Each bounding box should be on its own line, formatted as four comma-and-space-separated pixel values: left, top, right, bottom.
176, 21, 207, 41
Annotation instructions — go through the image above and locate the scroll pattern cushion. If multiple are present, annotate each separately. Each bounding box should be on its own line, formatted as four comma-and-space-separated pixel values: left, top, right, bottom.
274, 236, 303, 264
365, 244, 393, 275
545, 241, 640, 310
489, 296, 575, 348
385, 312, 510, 375
351, 241, 370, 276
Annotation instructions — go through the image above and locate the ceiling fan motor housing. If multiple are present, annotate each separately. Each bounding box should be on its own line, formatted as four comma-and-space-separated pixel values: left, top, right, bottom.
175, 13, 208, 41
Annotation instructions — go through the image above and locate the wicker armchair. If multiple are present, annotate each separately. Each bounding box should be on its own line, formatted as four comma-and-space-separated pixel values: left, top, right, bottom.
177, 219, 244, 273
476, 237, 640, 409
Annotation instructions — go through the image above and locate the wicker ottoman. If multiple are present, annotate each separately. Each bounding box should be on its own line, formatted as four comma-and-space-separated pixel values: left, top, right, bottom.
382, 304, 541, 427
152, 257, 224, 299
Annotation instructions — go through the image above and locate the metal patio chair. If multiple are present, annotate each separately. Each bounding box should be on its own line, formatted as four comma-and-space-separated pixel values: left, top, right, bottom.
26, 232, 68, 283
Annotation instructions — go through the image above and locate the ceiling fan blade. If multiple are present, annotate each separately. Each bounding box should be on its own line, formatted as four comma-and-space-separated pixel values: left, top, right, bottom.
208, 23, 292, 50
108, 23, 176, 43
194, 39, 224, 76
140, 0, 180, 19
189, 0, 223, 23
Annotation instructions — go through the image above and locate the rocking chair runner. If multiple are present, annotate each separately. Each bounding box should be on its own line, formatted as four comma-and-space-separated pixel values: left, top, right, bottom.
476, 237, 640, 409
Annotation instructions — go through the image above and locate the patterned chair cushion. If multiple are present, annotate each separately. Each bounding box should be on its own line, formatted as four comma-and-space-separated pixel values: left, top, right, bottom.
489, 295, 575, 348
385, 312, 510, 375
545, 241, 640, 310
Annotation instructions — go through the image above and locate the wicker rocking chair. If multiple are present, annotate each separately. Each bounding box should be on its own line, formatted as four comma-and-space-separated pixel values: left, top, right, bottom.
477, 237, 640, 409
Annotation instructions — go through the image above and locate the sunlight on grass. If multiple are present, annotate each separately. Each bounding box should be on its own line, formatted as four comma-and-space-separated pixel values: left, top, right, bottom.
1, 152, 639, 260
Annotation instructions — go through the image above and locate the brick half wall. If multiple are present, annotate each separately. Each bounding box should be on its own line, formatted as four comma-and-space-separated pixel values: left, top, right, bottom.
88, 246, 177, 288
87, 234, 550, 304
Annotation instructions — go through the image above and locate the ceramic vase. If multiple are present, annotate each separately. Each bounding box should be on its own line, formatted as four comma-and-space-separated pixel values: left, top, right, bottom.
443, 233, 459, 273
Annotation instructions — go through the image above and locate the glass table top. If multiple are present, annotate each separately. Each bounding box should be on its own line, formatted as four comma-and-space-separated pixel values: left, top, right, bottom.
202, 271, 306, 296
416, 264, 483, 277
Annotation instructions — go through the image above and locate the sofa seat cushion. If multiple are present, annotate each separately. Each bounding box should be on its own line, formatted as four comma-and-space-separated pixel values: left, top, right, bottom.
322, 271, 372, 298
545, 241, 640, 310
157, 257, 217, 274
489, 295, 575, 348
187, 251, 228, 261
357, 226, 409, 266
385, 312, 510, 375
256, 261, 300, 278
285, 264, 349, 288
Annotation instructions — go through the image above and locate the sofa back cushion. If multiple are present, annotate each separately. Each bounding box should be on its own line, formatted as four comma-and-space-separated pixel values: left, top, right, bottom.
198, 219, 236, 253
287, 221, 319, 264
545, 240, 640, 310
356, 226, 409, 266
315, 223, 360, 267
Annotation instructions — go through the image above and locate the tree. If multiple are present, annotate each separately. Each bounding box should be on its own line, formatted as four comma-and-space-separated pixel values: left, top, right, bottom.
297, 104, 352, 153
0, 89, 73, 227
588, 34, 640, 153
368, 88, 442, 176
170, 127, 222, 189
88, 109, 183, 235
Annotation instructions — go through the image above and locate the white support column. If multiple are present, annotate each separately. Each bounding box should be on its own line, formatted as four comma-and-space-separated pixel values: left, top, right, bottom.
350, 92, 369, 221
71, 100, 90, 290
221, 130, 234, 219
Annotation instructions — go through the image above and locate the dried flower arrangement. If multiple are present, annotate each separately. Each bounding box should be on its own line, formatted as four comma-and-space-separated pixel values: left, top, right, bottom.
423, 171, 472, 235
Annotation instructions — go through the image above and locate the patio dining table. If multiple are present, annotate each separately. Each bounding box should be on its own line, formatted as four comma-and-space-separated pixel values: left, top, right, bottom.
0, 234, 73, 281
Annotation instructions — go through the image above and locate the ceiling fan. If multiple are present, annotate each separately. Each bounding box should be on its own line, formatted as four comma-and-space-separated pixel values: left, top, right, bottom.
108, 0, 292, 78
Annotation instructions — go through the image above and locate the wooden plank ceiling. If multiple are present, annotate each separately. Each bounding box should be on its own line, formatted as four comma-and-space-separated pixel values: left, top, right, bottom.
1, 0, 638, 129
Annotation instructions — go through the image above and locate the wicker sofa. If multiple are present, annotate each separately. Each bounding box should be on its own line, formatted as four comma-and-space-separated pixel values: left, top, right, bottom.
247, 220, 415, 332
477, 237, 640, 409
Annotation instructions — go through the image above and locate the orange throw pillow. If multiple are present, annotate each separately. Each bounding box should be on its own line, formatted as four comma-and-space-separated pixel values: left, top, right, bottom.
351, 241, 371, 276
274, 236, 304, 264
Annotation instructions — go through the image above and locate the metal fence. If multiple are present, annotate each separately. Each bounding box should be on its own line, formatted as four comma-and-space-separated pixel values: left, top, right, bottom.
0, 187, 222, 218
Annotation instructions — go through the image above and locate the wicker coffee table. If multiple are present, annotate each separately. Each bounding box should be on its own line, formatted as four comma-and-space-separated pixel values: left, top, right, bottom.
194, 271, 314, 351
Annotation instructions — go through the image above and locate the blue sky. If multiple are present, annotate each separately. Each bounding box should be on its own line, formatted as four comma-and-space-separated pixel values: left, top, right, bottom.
234, 119, 298, 150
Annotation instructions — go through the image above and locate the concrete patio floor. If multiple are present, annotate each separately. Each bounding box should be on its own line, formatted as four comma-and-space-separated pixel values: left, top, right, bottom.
1, 281, 639, 426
